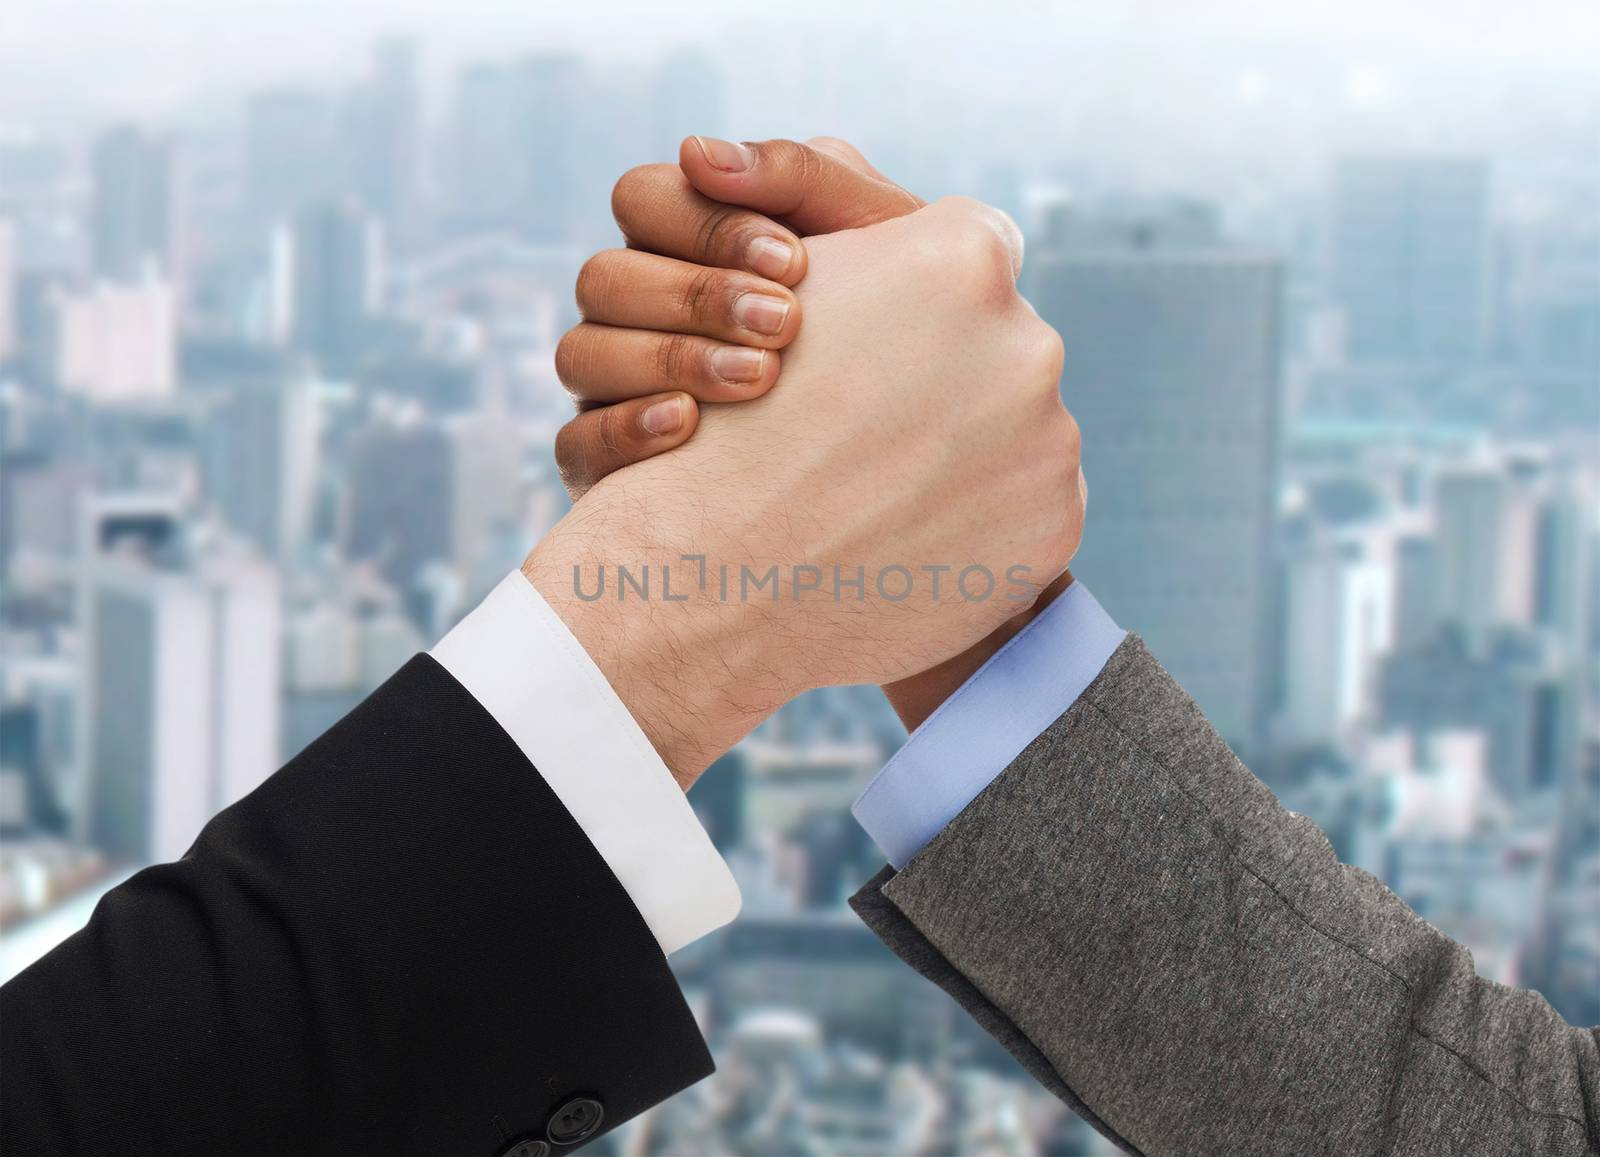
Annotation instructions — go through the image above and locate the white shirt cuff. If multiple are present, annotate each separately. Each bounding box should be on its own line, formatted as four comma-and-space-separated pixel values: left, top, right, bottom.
430, 570, 740, 955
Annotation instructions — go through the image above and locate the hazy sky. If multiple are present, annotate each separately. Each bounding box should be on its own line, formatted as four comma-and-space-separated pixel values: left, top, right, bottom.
2, 0, 1595, 131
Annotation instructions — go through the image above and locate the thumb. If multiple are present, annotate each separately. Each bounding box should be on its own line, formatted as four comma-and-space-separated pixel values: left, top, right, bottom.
680, 136, 924, 235
803, 135, 897, 185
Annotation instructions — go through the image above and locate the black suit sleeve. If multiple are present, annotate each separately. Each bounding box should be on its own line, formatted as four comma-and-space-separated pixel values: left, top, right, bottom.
1, 654, 712, 1157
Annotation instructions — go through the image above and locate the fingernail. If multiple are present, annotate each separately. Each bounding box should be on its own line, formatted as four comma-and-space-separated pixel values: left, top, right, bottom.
694, 136, 754, 172
710, 346, 767, 383
746, 236, 795, 280
642, 397, 685, 435
733, 293, 791, 336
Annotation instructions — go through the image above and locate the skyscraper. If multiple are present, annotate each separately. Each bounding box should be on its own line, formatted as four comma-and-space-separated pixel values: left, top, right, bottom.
245, 88, 342, 229
1331, 156, 1490, 365
348, 38, 423, 250
345, 419, 453, 588
343, 412, 521, 591
1279, 534, 1393, 747
1433, 467, 1538, 651
86, 539, 280, 863
89, 124, 174, 283
207, 373, 322, 562
1026, 205, 1282, 752
514, 54, 584, 242
448, 53, 585, 241
1392, 533, 1439, 653
450, 62, 525, 232
278, 200, 383, 373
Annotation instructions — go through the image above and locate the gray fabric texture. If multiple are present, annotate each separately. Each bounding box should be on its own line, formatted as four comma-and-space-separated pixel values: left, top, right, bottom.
852, 865, 1144, 1155
850, 635, 1599, 1156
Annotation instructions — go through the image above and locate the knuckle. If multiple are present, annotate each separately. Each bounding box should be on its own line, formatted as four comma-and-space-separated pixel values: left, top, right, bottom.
554, 420, 580, 464
793, 141, 825, 190
679, 266, 723, 324
1034, 323, 1067, 382
596, 407, 633, 460
758, 137, 801, 172
971, 226, 1016, 283
1013, 318, 1065, 390
553, 329, 582, 386
935, 196, 1018, 286
653, 332, 694, 385
554, 420, 588, 478
555, 425, 596, 498
755, 138, 822, 204
805, 134, 855, 154
575, 251, 619, 314
1059, 408, 1083, 463
932, 195, 991, 234
694, 205, 749, 263
611, 163, 675, 226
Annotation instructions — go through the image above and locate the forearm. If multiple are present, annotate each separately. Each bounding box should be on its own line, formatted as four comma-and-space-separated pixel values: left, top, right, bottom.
856, 636, 1600, 1156
0, 656, 709, 1155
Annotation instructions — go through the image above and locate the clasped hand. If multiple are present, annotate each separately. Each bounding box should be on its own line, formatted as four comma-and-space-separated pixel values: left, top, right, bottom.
524, 137, 1085, 786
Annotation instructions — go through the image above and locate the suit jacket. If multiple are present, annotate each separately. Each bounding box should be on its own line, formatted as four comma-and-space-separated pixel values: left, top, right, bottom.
1, 655, 709, 1157
853, 635, 1600, 1156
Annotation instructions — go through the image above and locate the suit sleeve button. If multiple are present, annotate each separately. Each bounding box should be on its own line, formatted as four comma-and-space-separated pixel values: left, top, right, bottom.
498, 1139, 549, 1157
546, 1096, 605, 1146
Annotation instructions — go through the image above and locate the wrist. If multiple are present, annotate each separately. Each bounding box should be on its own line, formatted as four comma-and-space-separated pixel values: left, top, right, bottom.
522, 518, 792, 789
882, 570, 1075, 732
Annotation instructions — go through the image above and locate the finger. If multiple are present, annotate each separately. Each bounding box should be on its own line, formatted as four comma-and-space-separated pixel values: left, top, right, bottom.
554, 392, 700, 499
556, 323, 780, 407
611, 162, 807, 286
575, 248, 800, 347
680, 136, 925, 234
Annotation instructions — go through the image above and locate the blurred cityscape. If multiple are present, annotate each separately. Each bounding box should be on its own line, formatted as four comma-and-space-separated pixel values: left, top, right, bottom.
0, 11, 1596, 1156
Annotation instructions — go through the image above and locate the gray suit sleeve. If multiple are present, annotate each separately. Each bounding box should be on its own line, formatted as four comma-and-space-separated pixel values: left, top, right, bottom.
850, 636, 1600, 1157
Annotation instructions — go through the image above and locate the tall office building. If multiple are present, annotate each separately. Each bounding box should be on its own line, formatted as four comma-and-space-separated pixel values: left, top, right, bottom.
515, 53, 583, 242
345, 420, 452, 587
245, 88, 342, 229
1279, 534, 1393, 747
348, 38, 422, 250
1531, 474, 1592, 806
1392, 533, 1439, 653
1533, 474, 1596, 643
344, 412, 521, 590
207, 373, 322, 561
450, 62, 525, 231
89, 124, 174, 282
1026, 206, 1282, 751
47, 280, 176, 401
277, 200, 383, 373
86, 537, 280, 863
0, 216, 15, 363
448, 54, 584, 240
1331, 156, 1490, 364
1433, 467, 1538, 651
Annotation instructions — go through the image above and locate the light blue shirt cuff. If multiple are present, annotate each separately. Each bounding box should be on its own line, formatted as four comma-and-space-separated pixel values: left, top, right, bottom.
852, 581, 1125, 869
